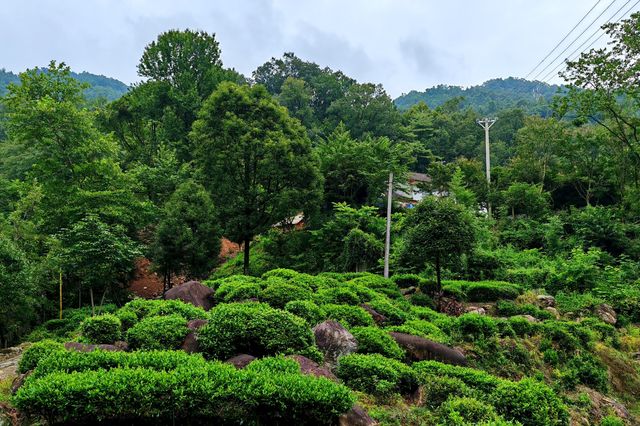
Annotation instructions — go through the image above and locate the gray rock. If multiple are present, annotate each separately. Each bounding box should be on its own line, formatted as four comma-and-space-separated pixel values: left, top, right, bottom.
536, 294, 556, 308
288, 355, 337, 381
339, 405, 377, 426
388, 332, 467, 366
545, 307, 560, 319
313, 320, 358, 365
465, 306, 486, 315
596, 304, 617, 325
226, 354, 256, 369
165, 280, 214, 310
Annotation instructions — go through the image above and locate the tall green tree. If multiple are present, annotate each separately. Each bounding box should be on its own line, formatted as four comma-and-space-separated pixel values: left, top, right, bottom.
399, 196, 476, 291
150, 180, 221, 291
191, 82, 321, 274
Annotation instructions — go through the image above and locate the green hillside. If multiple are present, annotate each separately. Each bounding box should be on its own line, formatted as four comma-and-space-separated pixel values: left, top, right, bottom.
395, 77, 562, 115
0, 68, 128, 101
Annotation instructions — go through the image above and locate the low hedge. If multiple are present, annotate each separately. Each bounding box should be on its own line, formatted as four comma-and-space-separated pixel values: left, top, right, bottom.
18, 340, 65, 373
350, 327, 405, 359
336, 353, 418, 396
456, 313, 499, 340
497, 300, 554, 321
413, 360, 504, 394
14, 360, 355, 424
197, 302, 315, 360
215, 281, 262, 303
366, 298, 409, 325
348, 275, 402, 299
390, 274, 423, 288
437, 396, 499, 424
126, 314, 189, 350
314, 287, 361, 305
117, 299, 207, 322
260, 280, 313, 308
421, 375, 473, 408
31, 349, 207, 379
80, 314, 121, 344
442, 280, 522, 302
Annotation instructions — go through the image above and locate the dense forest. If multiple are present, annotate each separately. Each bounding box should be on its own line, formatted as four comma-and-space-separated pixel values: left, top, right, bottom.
0, 13, 640, 426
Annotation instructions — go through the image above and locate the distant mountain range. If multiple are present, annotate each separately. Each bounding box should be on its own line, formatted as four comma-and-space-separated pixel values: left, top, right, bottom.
394, 77, 563, 115
0, 68, 129, 101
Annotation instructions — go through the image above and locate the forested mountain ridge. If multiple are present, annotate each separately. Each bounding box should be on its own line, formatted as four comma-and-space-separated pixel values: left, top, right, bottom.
0, 67, 129, 101
395, 77, 562, 115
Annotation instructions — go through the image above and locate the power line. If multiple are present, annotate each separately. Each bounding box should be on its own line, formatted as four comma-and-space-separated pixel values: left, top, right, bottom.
532, 0, 619, 81
541, 0, 639, 82
526, 0, 604, 79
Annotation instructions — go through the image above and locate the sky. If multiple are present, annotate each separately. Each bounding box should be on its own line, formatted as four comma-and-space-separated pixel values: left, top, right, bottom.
0, 0, 630, 97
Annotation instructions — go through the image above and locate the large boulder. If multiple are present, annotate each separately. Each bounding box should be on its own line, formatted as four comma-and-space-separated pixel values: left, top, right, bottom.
388, 332, 467, 366
187, 319, 208, 330
465, 306, 486, 315
359, 304, 388, 325
536, 294, 556, 308
313, 320, 358, 365
165, 280, 214, 310
225, 354, 256, 369
339, 405, 376, 426
64, 341, 128, 352
288, 355, 337, 381
181, 332, 199, 353
596, 304, 617, 325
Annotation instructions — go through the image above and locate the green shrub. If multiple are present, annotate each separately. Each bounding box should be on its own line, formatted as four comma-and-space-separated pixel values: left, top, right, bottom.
126, 314, 188, 350
80, 314, 122, 344
115, 309, 137, 330
543, 349, 559, 366
599, 415, 625, 426
386, 319, 450, 344
118, 299, 206, 321
244, 355, 300, 374
413, 361, 503, 394
260, 280, 313, 308
540, 321, 586, 353
554, 291, 604, 315
322, 304, 374, 327
508, 316, 540, 337
284, 300, 326, 326
443, 280, 521, 302
262, 268, 300, 280
562, 354, 608, 392
366, 298, 408, 325
490, 378, 569, 426
421, 375, 473, 408
18, 340, 65, 373
348, 275, 402, 299
391, 274, 423, 288
497, 300, 553, 321
437, 397, 498, 424
336, 353, 418, 396
410, 292, 434, 308
216, 281, 262, 303
351, 327, 405, 359
198, 302, 315, 359
14, 361, 355, 424
456, 314, 498, 340
315, 287, 361, 305
31, 350, 207, 379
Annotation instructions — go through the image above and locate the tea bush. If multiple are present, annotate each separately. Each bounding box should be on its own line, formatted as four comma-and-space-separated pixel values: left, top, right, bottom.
80, 314, 121, 343
496, 300, 554, 321
421, 375, 473, 408
456, 313, 499, 340
126, 314, 189, 350
215, 281, 262, 303
18, 340, 65, 373
284, 300, 325, 326
118, 299, 206, 321
336, 353, 418, 396
366, 297, 409, 325
315, 286, 361, 305
490, 378, 569, 426
351, 326, 405, 359
391, 274, 423, 288
413, 361, 504, 394
197, 302, 315, 359
442, 280, 522, 302
322, 303, 374, 327
260, 280, 313, 308
437, 396, 499, 424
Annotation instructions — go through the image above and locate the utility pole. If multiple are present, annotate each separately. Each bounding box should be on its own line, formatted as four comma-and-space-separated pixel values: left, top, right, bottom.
477, 118, 497, 218
383, 171, 393, 278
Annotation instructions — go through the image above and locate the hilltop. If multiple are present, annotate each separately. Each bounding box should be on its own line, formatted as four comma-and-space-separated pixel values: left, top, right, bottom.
394, 77, 562, 115
0, 68, 129, 101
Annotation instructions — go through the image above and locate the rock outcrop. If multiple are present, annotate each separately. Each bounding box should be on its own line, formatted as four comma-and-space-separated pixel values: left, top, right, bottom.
596, 303, 617, 325
165, 280, 215, 310
288, 355, 337, 381
313, 320, 358, 365
388, 332, 467, 366
226, 354, 256, 369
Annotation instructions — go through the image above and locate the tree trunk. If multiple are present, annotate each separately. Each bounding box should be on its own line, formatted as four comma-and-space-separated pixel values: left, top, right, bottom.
243, 238, 251, 275
435, 255, 442, 293
78, 282, 82, 308
98, 288, 108, 315
89, 288, 95, 316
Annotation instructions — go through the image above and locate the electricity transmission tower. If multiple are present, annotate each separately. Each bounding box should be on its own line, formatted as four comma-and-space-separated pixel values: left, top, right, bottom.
477, 118, 497, 218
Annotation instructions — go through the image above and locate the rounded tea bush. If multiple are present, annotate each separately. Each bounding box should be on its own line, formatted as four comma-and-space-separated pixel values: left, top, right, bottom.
260, 281, 313, 308
336, 353, 418, 396
437, 396, 498, 423
284, 300, 325, 326
118, 299, 206, 321
198, 302, 315, 360
421, 375, 473, 408
322, 304, 374, 327
80, 314, 122, 344
126, 314, 189, 350
351, 326, 405, 360
18, 339, 65, 373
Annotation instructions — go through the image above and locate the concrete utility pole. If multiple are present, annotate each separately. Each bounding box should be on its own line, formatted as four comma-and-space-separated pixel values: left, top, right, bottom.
383, 172, 393, 278
477, 118, 497, 218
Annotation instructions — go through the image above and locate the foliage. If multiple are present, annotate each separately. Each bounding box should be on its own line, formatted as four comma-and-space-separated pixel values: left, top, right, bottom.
197, 302, 315, 359
437, 397, 499, 424
336, 353, 418, 396
80, 314, 122, 344
322, 303, 374, 327
117, 299, 207, 322
18, 339, 65, 373
260, 279, 313, 308
192, 82, 321, 273
126, 314, 188, 350
284, 300, 326, 326
351, 326, 405, 359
